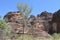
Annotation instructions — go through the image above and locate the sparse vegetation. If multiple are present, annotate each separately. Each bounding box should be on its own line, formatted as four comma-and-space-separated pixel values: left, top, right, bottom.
6, 34, 60, 40
0, 2, 60, 40
0, 16, 6, 30
17, 2, 32, 33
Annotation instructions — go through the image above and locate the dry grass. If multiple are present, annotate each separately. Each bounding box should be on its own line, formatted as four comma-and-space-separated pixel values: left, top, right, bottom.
2, 33, 60, 40
12, 33, 60, 40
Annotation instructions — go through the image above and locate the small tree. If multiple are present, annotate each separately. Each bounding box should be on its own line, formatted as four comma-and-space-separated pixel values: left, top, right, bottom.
17, 3, 32, 18
17, 3, 32, 40
17, 3, 32, 34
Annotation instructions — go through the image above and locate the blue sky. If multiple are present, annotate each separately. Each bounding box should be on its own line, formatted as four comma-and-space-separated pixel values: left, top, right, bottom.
0, 0, 60, 17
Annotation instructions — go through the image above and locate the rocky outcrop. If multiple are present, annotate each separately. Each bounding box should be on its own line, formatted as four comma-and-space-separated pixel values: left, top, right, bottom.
4, 11, 53, 37
4, 12, 32, 34
3, 12, 23, 23
51, 9, 60, 33
37, 11, 53, 33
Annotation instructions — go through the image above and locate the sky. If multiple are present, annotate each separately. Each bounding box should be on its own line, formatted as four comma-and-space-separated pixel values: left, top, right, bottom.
0, 0, 60, 17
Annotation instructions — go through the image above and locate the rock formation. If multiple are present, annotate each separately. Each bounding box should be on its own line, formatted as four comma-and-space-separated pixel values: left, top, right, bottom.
4, 12, 32, 34
51, 9, 60, 33
37, 11, 53, 33
4, 11, 53, 37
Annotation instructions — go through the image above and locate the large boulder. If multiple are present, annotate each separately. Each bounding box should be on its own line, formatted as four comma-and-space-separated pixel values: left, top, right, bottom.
37, 11, 53, 33
32, 20, 51, 37
4, 12, 32, 34
28, 14, 51, 37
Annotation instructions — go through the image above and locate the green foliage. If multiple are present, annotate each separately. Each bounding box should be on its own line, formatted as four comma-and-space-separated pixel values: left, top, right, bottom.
52, 33, 60, 40
17, 3, 32, 39
0, 16, 11, 37
17, 2, 32, 28
0, 17, 6, 30
5, 26, 11, 36
17, 2, 32, 18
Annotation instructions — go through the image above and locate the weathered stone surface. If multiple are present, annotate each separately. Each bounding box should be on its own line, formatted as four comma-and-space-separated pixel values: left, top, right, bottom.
37, 11, 53, 33
7, 22, 23, 34
51, 9, 60, 33
4, 12, 22, 23
28, 15, 36, 25
4, 11, 53, 37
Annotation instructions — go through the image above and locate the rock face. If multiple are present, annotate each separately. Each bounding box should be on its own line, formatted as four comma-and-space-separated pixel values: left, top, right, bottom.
37, 11, 53, 33
32, 21, 51, 37
51, 9, 60, 33
4, 11, 53, 37
4, 12, 23, 23
4, 12, 32, 34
